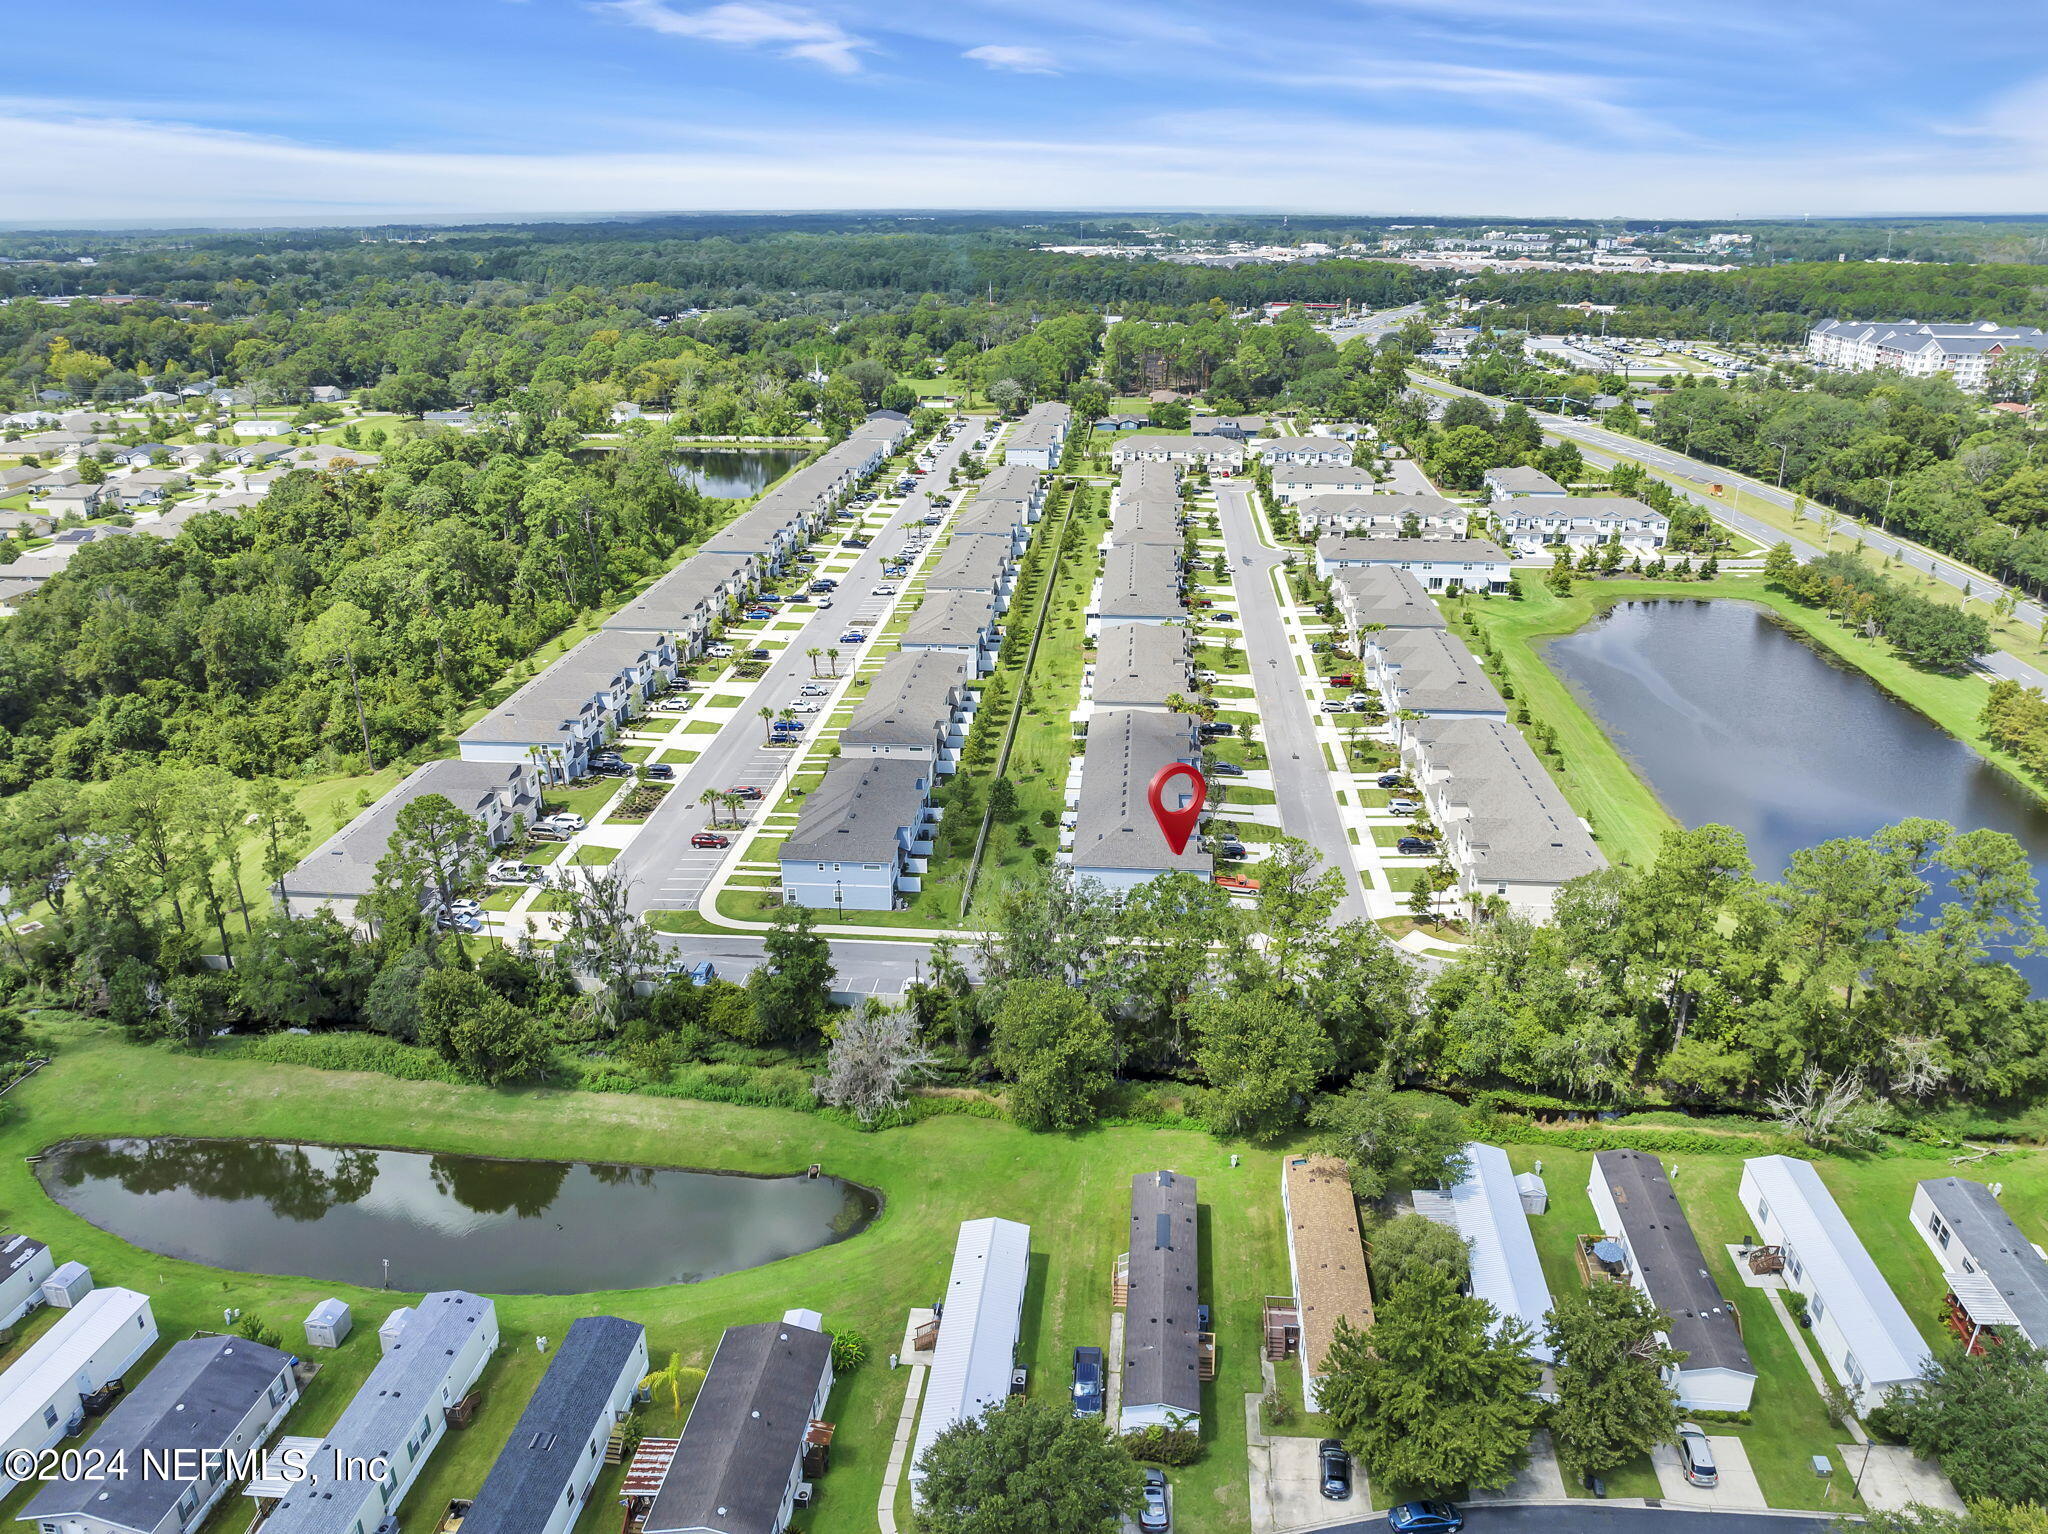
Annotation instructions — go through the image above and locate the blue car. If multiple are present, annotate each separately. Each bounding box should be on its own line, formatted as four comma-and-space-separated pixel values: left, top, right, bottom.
1389, 1503, 1463, 1534
839, 632, 867, 643
1071, 1347, 1104, 1417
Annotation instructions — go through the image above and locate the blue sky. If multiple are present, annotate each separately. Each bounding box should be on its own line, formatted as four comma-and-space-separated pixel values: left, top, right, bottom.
4, 0, 2046, 222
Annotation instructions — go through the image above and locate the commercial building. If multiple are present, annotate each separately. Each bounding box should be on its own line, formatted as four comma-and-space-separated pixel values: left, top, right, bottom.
1279, 1156, 1373, 1414
1066, 709, 1211, 891
21, 1335, 298, 1534
840, 650, 976, 770
464, 1318, 648, 1534
645, 1313, 833, 1534
1739, 1156, 1928, 1413
0, 1289, 159, 1496
912, 1220, 1032, 1499
1808, 320, 2048, 391
279, 759, 542, 923
256, 1292, 499, 1534
1121, 1171, 1203, 1433
1315, 537, 1513, 593
1911, 1176, 2048, 1353
1588, 1152, 1755, 1412
1416, 1143, 1554, 1363
778, 758, 937, 912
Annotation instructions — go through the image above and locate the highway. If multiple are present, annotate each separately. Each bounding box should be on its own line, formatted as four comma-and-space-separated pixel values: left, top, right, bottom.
1215, 479, 1369, 924
1413, 370, 2048, 693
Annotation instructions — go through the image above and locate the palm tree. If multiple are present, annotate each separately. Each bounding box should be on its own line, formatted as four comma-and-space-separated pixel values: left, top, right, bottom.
641, 1353, 707, 1417
778, 707, 798, 737
698, 788, 724, 827
806, 646, 822, 678
720, 790, 746, 825
826, 646, 841, 677
758, 706, 776, 746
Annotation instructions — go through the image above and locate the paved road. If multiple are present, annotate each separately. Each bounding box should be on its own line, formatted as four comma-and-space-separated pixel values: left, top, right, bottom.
650, 928, 972, 995
615, 420, 982, 916
1321, 1504, 1834, 1534
1214, 480, 1368, 924
1324, 303, 1426, 347
1415, 371, 2048, 693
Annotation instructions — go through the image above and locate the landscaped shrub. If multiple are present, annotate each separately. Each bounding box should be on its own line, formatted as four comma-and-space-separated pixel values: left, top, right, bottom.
1123, 1425, 1202, 1467
220, 1031, 471, 1084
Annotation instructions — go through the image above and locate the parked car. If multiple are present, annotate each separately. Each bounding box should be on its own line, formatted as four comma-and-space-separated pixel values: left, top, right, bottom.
1196, 669, 1220, 683
691, 832, 731, 849
1675, 1423, 1718, 1488
800, 684, 830, 697
1389, 798, 1420, 814
1329, 673, 1356, 687
435, 911, 482, 934
923, 513, 942, 525
872, 585, 898, 596
1214, 840, 1247, 859
1139, 1469, 1170, 1534
539, 812, 585, 832
841, 537, 870, 548
1320, 700, 1350, 713
644, 763, 675, 780
705, 644, 734, 658
1318, 1440, 1353, 1501
1377, 773, 1406, 789
688, 960, 717, 987
1071, 1346, 1105, 1418
788, 702, 821, 714
745, 608, 774, 621
839, 631, 868, 643
1190, 597, 1214, 608
1214, 875, 1261, 894
773, 720, 806, 733
1209, 762, 1244, 776
1396, 836, 1437, 855
447, 898, 483, 918
489, 860, 531, 884
728, 786, 764, 800
1389, 1503, 1463, 1534
1200, 722, 1234, 736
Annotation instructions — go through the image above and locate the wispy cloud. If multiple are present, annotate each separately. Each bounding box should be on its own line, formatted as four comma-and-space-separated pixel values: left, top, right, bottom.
593, 0, 870, 74
962, 44, 1059, 74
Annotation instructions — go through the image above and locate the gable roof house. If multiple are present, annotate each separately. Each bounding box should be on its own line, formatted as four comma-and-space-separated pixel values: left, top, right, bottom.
0, 1289, 159, 1496
462, 1317, 647, 1534
1294, 492, 1465, 540
1416, 1143, 1555, 1363
1254, 436, 1353, 467
1589, 1151, 1755, 1411
1084, 623, 1192, 716
256, 1293, 498, 1534
643, 1314, 833, 1534
899, 590, 1002, 672
1483, 466, 1566, 499
840, 650, 975, 769
1066, 709, 1211, 891
1087, 542, 1185, 636
778, 759, 936, 913
20, 1335, 299, 1534
1269, 464, 1381, 503
0, 1236, 53, 1328
1279, 1157, 1374, 1414
1910, 1176, 2048, 1354
1120, 1171, 1203, 1433
911, 1220, 1032, 1500
1739, 1156, 1929, 1413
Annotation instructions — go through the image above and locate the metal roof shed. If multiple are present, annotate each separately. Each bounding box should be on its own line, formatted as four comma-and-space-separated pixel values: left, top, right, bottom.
1433, 1143, 1555, 1363
1740, 1156, 1929, 1413
910, 1218, 1031, 1498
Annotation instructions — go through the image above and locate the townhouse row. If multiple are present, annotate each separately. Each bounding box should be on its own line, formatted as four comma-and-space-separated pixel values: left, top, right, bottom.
1064, 461, 1212, 891
1480, 466, 1670, 555
282, 410, 920, 923
1108, 429, 1355, 475
1327, 561, 1604, 917
776, 454, 1053, 913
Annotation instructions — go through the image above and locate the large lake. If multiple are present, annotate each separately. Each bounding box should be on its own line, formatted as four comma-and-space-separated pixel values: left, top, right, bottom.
36, 1137, 878, 1294
1542, 599, 2048, 981
673, 447, 808, 499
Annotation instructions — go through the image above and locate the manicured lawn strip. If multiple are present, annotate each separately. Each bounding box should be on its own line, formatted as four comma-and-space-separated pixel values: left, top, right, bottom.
542, 778, 624, 822
568, 844, 619, 866
0, 1024, 1281, 1534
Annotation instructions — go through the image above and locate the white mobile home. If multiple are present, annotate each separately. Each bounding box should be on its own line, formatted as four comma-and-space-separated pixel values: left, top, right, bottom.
1911, 1176, 2048, 1352
1589, 1151, 1755, 1411
0, 1288, 158, 1495
1421, 1143, 1554, 1363
911, 1218, 1031, 1499
0, 1236, 54, 1327
256, 1292, 498, 1534
463, 1317, 647, 1534
1740, 1156, 1929, 1413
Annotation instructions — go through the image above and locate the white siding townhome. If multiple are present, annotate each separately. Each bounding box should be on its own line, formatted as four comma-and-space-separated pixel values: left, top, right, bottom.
778, 759, 937, 912
0, 1290, 159, 1496
1589, 1152, 1756, 1412
1492, 496, 1668, 555
840, 651, 976, 772
1003, 403, 1072, 470
911, 1220, 1032, 1502
1270, 464, 1380, 503
1065, 709, 1211, 891
22, 1335, 299, 1534
1252, 436, 1353, 467
1740, 1156, 1930, 1414
1110, 436, 1246, 472
1315, 537, 1513, 593
1483, 466, 1566, 499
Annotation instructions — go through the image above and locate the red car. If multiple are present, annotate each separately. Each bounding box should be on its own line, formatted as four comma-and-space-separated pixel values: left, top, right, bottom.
728, 786, 764, 800
1329, 673, 1355, 687
691, 832, 731, 849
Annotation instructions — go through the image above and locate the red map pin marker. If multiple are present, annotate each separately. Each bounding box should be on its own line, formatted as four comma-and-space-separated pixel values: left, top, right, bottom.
1147, 761, 1207, 855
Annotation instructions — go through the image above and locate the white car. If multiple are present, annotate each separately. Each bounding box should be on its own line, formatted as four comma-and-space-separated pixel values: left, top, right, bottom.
704, 644, 734, 658
539, 812, 586, 833
448, 898, 483, 917
487, 861, 529, 884
800, 684, 830, 697
872, 585, 898, 596
787, 702, 821, 714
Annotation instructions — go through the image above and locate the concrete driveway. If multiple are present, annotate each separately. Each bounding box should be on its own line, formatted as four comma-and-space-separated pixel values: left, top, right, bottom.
1650, 1435, 1766, 1509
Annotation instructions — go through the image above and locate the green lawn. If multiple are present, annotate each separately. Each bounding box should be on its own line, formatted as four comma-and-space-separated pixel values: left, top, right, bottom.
568, 844, 619, 866
0, 1022, 1284, 1534
542, 779, 624, 823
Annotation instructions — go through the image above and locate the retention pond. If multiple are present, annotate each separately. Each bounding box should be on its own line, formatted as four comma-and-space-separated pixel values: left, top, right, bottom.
673, 447, 808, 499
36, 1137, 878, 1294
1542, 598, 2048, 983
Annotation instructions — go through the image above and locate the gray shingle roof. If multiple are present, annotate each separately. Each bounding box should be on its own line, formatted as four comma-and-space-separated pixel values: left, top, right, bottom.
843, 651, 970, 748
463, 1317, 645, 1534
284, 760, 535, 899
1487, 466, 1565, 495
1123, 1171, 1202, 1417
1070, 709, 1212, 876
1319, 537, 1512, 565
23, 1336, 295, 1533
925, 538, 1011, 593
1090, 623, 1192, 709
1330, 567, 1447, 629
1593, 1152, 1752, 1376
645, 1320, 833, 1534
782, 758, 931, 864
1917, 1178, 2048, 1347
1095, 543, 1184, 621
605, 550, 756, 634
1410, 717, 1604, 885
901, 590, 997, 650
